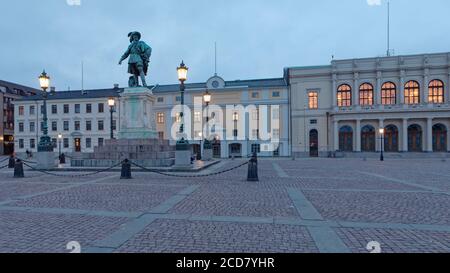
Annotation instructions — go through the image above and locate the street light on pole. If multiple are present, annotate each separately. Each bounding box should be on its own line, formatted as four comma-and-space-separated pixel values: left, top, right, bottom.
37, 70, 53, 152
203, 90, 212, 152
108, 98, 115, 139
379, 128, 385, 161
176, 61, 189, 150
58, 133, 62, 157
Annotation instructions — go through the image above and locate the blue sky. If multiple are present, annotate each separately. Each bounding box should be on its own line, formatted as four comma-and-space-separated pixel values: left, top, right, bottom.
1, 0, 449, 90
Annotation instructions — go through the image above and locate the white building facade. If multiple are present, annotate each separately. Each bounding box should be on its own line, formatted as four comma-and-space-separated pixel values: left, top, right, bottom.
289, 52, 450, 157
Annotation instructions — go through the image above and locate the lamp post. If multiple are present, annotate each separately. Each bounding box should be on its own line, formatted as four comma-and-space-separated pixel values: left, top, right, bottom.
203, 90, 212, 154
37, 70, 53, 152
58, 133, 62, 157
379, 128, 385, 161
174, 61, 191, 167
108, 98, 115, 139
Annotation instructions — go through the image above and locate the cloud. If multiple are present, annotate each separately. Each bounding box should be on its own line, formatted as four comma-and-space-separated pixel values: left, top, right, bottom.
367, 0, 382, 6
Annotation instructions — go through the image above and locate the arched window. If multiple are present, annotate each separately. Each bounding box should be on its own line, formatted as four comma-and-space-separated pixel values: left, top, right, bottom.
428, 80, 445, 104
381, 82, 397, 105
404, 81, 420, 105
359, 83, 374, 106
337, 84, 352, 107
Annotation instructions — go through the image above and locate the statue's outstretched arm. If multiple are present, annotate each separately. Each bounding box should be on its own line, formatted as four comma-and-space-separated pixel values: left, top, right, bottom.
119, 47, 131, 65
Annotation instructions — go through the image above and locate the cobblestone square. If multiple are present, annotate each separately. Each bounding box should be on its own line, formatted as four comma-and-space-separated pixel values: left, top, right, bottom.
1, 157, 450, 253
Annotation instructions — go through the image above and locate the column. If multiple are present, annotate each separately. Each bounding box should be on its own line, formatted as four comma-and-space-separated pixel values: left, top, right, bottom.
447, 70, 450, 103
376, 71, 382, 105
332, 74, 337, 107
399, 70, 405, 104
402, 119, 408, 152
426, 118, 433, 152
355, 119, 361, 152
333, 120, 339, 151
353, 73, 359, 106
377, 119, 384, 152
423, 69, 429, 104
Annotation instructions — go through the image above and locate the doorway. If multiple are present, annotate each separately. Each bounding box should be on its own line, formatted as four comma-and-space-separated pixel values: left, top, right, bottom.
74, 138, 81, 152
309, 129, 319, 157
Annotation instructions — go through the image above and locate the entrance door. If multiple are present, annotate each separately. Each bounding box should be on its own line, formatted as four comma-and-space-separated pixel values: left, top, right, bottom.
212, 139, 221, 158
433, 124, 447, 152
361, 126, 376, 152
309, 130, 319, 157
74, 138, 81, 152
385, 125, 399, 152
339, 126, 353, 152
408, 125, 423, 152
193, 144, 201, 160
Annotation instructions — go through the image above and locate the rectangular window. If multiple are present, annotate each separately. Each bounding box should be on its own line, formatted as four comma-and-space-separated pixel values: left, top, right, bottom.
30, 139, 35, 149
75, 104, 81, 114
29, 105, 35, 115
310, 119, 318, 125
175, 96, 181, 102
86, 120, 92, 131
29, 122, 35, 132
19, 139, 24, 149
51, 121, 58, 131
233, 129, 238, 137
252, 109, 259, 120
272, 129, 280, 139
308, 92, 319, 109
251, 144, 261, 153
63, 121, 69, 131
63, 138, 69, 148
158, 132, 164, 140
157, 112, 165, 124
272, 91, 280, 97
51, 105, 57, 114
98, 120, 104, 131
86, 138, 92, 148
157, 97, 164, 103
18, 106, 24, 116
74, 121, 80, 131
51, 138, 57, 148
63, 104, 69, 114
19, 122, 24, 132
98, 103, 104, 113
86, 104, 92, 113
98, 138, 104, 147
194, 111, 201, 123
112, 120, 117, 131
251, 92, 259, 99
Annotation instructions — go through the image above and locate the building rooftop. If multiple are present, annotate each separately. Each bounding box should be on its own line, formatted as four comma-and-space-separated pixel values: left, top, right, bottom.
0, 80, 40, 97
18, 77, 287, 101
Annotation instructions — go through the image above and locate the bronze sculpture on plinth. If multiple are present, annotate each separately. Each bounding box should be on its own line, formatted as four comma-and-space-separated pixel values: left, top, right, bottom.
119, 31, 152, 87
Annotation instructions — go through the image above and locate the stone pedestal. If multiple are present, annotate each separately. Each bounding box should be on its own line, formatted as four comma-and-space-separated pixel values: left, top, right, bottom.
175, 150, 191, 168
118, 87, 157, 140
203, 148, 213, 161
36, 152, 56, 170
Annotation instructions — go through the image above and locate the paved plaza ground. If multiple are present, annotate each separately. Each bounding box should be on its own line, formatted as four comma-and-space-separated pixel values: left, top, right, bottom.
1, 156, 450, 253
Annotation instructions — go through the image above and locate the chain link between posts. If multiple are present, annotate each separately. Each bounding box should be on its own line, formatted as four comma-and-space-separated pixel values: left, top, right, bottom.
129, 160, 249, 178
21, 161, 123, 178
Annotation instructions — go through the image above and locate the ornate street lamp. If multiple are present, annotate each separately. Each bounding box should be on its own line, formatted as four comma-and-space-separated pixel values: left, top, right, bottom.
203, 90, 212, 151
58, 133, 63, 157
176, 61, 189, 150
108, 98, 116, 139
37, 70, 53, 152
379, 128, 385, 161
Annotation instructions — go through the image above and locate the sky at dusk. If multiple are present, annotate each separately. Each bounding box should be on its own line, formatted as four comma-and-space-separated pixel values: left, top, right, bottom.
1, 0, 449, 90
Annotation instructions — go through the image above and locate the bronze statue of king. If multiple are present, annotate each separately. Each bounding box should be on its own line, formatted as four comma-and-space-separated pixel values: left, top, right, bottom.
119, 31, 152, 87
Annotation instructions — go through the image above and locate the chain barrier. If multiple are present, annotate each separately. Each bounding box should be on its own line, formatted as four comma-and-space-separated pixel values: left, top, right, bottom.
21, 161, 123, 178
0, 164, 8, 170
0, 157, 10, 164
129, 160, 249, 178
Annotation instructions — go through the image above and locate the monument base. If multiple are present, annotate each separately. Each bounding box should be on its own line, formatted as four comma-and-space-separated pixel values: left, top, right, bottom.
118, 129, 158, 140
203, 148, 213, 161
175, 150, 192, 168
36, 152, 57, 170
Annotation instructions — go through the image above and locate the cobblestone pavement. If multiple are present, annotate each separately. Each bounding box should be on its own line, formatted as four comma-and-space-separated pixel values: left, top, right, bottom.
1, 158, 450, 253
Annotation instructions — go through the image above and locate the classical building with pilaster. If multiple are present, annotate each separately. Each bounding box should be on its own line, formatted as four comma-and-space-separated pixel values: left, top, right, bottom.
288, 52, 450, 157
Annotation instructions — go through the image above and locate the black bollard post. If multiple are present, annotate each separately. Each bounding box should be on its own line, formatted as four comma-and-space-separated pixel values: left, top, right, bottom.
14, 159, 24, 178
8, 155, 15, 168
247, 152, 259, 182
59, 153, 66, 164
120, 159, 132, 179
